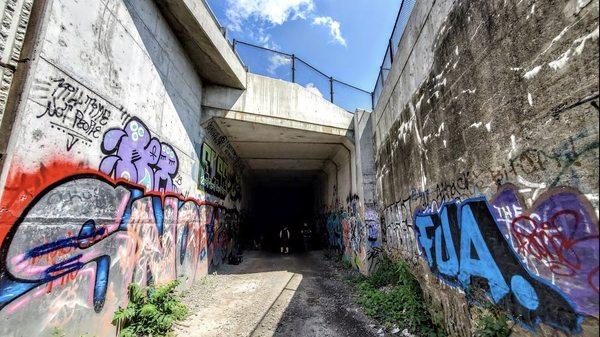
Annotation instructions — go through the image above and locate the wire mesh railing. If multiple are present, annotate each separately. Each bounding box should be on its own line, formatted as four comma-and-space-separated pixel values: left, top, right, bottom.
372, 0, 416, 107
233, 40, 373, 113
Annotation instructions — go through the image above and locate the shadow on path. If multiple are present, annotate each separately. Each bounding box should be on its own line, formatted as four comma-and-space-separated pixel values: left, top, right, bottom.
176, 250, 383, 337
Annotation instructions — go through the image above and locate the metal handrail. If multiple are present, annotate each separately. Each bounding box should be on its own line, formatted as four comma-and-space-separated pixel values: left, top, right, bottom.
233, 40, 293, 57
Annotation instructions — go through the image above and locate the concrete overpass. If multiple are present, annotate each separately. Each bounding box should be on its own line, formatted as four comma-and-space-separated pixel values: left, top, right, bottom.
154, 0, 364, 211
202, 73, 358, 205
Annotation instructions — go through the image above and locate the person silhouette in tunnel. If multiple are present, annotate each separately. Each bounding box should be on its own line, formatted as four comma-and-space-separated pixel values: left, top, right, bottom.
301, 223, 312, 252
280, 226, 290, 254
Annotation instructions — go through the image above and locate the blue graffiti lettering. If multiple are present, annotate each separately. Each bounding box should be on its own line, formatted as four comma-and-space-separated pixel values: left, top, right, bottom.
414, 197, 582, 333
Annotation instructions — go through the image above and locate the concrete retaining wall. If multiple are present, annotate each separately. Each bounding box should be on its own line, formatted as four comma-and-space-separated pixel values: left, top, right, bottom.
0, 0, 35, 160
373, 0, 599, 335
0, 1, 242, 336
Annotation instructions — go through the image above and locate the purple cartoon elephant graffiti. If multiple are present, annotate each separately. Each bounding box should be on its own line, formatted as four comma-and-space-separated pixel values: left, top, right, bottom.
100, 117, 179, 192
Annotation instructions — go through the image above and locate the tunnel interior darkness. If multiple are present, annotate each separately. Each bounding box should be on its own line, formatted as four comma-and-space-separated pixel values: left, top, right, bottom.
242, 171, 325, 252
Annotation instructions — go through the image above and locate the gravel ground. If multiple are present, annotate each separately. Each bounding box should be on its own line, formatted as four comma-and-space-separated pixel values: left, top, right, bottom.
174, 250, 387, 337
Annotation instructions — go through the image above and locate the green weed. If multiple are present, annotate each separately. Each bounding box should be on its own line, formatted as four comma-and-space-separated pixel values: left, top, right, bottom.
351, 258, 445, 337
473, 303, 512, 337
112, 280, 188, 337
50, 328, 65, 337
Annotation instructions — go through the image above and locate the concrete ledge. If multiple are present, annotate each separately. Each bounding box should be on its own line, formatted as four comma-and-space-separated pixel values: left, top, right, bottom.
203, 108, 351, 136
203, 73, 354, 131
155, 0, 246, 89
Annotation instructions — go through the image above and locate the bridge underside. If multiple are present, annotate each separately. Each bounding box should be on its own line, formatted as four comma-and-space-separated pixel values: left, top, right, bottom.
205, 111, 355, 251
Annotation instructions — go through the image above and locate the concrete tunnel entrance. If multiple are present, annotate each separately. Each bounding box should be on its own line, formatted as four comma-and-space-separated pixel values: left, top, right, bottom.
203, 117, 354, 255
242, 171, 326, 253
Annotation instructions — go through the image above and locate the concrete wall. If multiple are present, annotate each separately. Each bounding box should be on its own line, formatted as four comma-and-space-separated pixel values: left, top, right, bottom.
354, 110, 377, 207
374, 0, 599, 336
0, 0, 35, 160
318, 110, 383, 275
0, 1, 243, 336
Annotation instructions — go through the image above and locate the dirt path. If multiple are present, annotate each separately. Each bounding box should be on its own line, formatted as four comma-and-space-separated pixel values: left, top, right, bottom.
175, 251, 383, 337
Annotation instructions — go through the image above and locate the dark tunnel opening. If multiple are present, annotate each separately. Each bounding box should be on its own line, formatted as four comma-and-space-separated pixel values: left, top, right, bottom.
241, 171, 327, 253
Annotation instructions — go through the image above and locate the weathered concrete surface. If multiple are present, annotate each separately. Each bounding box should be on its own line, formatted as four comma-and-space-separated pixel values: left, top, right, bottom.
354, 109, 377, 207
373, 0, 457, 148
175, 251, 383, 337
373, 0, 599, 336
155, 0, 246, 89
0, 0, 246, 336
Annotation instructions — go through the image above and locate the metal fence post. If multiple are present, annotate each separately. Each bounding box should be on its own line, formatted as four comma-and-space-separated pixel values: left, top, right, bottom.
232, 39, 237, 51
388, 40, 394, 63
371, 92, 375, 111
292, 54, 296, 83
329, 77, 334, 103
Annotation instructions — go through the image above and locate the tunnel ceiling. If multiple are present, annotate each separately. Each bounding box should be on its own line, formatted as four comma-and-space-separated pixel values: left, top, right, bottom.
212, 118, 349, 172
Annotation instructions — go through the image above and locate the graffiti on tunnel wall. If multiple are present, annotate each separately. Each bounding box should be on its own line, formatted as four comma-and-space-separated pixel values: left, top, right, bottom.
100, 117, 179, 193
491, 185, 599, 316
413, 187, 599, 333
0, 165, 238, 334
324, 195, 381, 274
36, 78, 115, 151
1, 103, 240, 335
196, 142, 241, 200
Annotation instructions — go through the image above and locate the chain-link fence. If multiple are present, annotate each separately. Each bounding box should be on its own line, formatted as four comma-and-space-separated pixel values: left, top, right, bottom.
204, 0, 415, 113
233, 40, 373, 113
373, 0, 416, 107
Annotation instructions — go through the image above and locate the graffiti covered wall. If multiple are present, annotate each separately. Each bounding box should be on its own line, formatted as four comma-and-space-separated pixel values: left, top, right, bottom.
323, 194, 382, 275
374, 0, 599, 336
0, 1, 242, 336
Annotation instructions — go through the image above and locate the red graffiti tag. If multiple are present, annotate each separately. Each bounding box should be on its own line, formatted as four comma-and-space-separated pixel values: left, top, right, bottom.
0, 158, 224, 247
0, 160, 96, 244
511, 210, 600, 291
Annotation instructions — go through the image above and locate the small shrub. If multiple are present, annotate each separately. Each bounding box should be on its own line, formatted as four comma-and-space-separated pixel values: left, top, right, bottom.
112, 280, 188, 337
473, 304, 512, 337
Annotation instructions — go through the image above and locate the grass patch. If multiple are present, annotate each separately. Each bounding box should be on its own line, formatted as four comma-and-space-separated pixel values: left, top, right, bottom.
344, 256, 445, 337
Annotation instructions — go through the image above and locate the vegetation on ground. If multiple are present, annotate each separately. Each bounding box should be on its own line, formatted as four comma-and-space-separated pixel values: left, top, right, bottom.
112, 280, 188, 337
472, 303, 512, 337
336, 252, 445, 337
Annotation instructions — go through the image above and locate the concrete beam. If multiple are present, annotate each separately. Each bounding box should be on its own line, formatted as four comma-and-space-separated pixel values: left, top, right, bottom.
155, 0, 246, 89
247, 158, 326, 171
203, 73, 355, 134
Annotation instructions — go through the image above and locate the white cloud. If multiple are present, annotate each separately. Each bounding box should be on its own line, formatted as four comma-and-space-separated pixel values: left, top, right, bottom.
305, 83, 323, 97
312, 16, 347, 47
267, 54, 292, 74
226, 0, 315, 32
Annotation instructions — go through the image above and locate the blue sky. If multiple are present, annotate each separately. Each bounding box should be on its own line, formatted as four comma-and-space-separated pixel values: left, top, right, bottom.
205, 0, 405, 95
